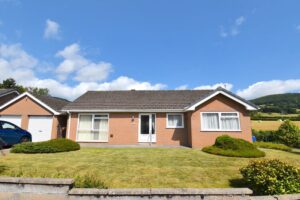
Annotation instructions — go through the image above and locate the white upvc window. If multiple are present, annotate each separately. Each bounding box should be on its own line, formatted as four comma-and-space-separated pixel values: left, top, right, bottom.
166, 113, 184, 128
200, 112, 241, 131
77, 114, 109, 142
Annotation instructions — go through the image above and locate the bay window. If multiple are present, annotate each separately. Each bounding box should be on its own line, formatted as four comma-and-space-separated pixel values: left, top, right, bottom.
201, 112, 240, 131
167, 113, 184, 128
77, 114, 109, 141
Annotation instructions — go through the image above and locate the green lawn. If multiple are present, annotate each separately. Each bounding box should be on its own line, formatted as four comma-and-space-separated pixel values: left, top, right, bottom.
0, 148, 299, 188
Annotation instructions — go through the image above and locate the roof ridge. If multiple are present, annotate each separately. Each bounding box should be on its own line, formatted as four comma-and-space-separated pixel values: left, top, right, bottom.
86, 89, 214, 92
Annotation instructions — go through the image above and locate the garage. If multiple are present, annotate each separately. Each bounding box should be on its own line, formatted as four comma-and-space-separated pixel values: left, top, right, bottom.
0, 115, 22, 127
28, 116, 53, 142
0, 92, 69, 142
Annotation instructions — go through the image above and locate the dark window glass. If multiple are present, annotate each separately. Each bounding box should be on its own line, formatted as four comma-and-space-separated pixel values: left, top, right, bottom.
141, 115, 149, 134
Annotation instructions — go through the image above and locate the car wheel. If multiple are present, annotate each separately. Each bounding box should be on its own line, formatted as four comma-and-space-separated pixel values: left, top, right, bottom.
20, 137, 30, 143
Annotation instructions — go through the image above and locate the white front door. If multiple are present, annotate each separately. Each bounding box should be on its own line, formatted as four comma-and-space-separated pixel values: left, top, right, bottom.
28, 116, 53, 142
0, 115, 22, 127
138, 114, 156, 143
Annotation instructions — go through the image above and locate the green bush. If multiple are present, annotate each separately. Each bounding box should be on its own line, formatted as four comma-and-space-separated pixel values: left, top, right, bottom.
202, 135, 265, 158
240, 159, 300, 195
10, 139, 80, 154
254, 142, 292, 152
276, 120, 300, 148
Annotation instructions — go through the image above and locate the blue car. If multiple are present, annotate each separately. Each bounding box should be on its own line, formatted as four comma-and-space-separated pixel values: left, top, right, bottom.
0, 120, 32, 147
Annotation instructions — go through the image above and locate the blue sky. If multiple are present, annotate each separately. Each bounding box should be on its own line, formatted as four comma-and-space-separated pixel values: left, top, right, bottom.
0, 0, 300, 100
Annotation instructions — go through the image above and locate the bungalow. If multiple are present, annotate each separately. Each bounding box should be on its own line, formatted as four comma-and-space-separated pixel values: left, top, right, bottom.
0, 92, 69, 142
63, 87, 258, 148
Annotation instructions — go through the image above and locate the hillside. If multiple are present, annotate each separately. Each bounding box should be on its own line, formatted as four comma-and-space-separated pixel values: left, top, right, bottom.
250, 93, 300, 114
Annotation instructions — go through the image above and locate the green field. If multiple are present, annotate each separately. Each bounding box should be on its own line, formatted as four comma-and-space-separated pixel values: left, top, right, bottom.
252, 120, 300, 130
0, 148, 299, 188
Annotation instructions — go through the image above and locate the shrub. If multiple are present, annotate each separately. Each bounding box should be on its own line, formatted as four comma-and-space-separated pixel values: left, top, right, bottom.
276, 120, 300, 148
10, 139, 80, 153
240, 159, 300, 195
254, 142, 292, 152
252, 129, 277, 142
202, 135, 265, 158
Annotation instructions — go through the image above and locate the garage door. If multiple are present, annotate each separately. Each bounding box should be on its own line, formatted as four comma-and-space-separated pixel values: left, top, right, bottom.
0, 115, 22, 127
28, 116, 53, 142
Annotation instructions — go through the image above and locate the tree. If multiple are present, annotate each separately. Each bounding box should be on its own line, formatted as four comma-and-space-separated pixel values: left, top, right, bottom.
26, 87, 49, 96
277, 120, 300, 148
1, 78, 16, 88
0, 78, 49, 96
0, 78, 26, 93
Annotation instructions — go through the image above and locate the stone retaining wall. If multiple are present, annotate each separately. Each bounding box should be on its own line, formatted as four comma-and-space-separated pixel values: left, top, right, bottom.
0, 177, 299, 200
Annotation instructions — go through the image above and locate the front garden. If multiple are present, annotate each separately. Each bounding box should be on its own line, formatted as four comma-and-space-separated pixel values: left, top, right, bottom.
0, 146, 299, 189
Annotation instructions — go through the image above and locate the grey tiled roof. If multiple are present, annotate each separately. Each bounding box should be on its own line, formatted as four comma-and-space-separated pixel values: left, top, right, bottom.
63, 90, 214, 111
34, 95, 70, 112
0, 89, 18, 96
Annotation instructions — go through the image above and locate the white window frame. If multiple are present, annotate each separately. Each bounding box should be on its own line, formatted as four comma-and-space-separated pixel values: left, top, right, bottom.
76, 113, 109, 142
166, 113, 184, 128
200, 112, 241, 132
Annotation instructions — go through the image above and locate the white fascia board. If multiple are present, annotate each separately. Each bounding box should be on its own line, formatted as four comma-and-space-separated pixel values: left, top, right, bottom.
185, 91, 257, 111
0, 92, 61, 115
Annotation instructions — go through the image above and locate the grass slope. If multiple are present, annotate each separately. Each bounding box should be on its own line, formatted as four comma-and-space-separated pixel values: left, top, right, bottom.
0, 148, 299, 188
254, 142, 292, 152
251, 93, 300, 108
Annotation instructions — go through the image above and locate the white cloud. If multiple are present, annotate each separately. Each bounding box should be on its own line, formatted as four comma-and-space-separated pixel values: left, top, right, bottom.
219, 16, 246, 38
74, 63, 113, 82
235, 16, 245, 26
2, 44, 300, 102
0, 43, 166, 100
55, 43, 113, 82
0, 44, 38, 83
0, 43, 37, 70
219, 26, 228, 38
22, 76, 166, 100
194, 83, 233, 91
175, 85, 189, 90
55, 43, 87, 79
296, 25, 300, 32
237, 80, 300, 99
44, 19, 60, 40
95, 76, 166, 91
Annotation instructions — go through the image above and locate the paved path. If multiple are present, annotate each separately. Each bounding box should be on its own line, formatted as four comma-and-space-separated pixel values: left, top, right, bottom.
0, 148, 10, 156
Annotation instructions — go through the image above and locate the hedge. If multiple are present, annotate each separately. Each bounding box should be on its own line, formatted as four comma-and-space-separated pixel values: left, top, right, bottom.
202, 135, 265, 158
10, 139, 80, 153
252, 129, 277, 142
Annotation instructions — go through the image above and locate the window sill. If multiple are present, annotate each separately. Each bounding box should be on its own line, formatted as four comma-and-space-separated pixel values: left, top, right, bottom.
166, 126, 184, 129
200, 130, 242, 132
